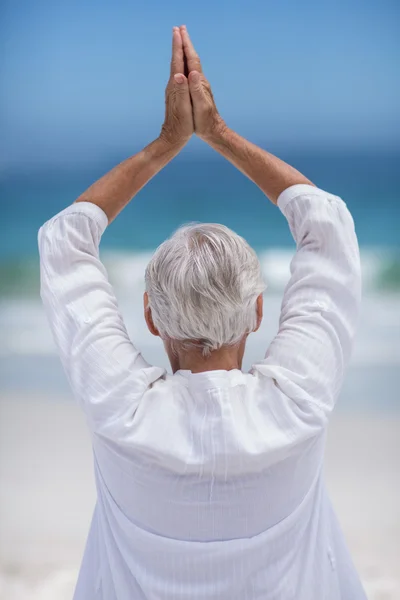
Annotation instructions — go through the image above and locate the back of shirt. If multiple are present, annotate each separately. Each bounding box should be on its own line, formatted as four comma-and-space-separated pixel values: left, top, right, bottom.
92, 370, 326, 542
88, 369, 363, 600
38, 184, 366, 599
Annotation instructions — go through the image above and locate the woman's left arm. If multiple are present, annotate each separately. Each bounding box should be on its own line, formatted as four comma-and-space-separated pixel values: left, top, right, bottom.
75, 26, 193, 223
38, 27, 192, 439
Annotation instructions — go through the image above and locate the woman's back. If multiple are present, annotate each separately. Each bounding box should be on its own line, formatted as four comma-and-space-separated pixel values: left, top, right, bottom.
73, 369, 364, 599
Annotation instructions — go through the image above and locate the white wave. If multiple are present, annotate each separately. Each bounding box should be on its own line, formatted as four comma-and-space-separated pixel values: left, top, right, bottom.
1, 246, 399, 363
101, 247, 398, 295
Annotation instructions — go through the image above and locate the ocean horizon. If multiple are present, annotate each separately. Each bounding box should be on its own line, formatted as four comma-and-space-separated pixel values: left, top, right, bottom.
1, 146, 400, 294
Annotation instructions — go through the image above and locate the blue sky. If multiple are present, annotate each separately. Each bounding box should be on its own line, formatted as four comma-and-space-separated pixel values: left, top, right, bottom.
1, 0, 399, 169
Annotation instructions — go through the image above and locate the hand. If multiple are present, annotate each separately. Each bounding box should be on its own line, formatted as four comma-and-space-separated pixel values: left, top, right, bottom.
160, 27, 194, 147
180, 25, 225, 141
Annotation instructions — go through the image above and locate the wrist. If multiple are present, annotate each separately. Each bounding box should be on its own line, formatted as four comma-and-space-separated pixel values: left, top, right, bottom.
138, 135, 187, 176
200, 117, 228, 145
158, 128, 191, 154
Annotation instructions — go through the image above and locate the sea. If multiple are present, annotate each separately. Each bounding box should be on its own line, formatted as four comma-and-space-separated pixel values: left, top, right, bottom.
1, 146, 399, 410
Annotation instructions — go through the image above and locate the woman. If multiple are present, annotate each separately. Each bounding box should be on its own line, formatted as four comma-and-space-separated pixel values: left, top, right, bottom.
39, 25, 366, 600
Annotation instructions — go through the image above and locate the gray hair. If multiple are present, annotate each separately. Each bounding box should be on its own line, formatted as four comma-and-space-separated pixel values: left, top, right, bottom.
145, 223, 266, 357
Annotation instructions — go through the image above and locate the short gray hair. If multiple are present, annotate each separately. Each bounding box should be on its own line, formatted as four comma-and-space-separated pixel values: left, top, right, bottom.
145, 223, 266, 356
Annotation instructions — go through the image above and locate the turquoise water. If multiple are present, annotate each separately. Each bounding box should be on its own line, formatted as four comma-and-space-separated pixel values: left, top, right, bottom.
1, 146, 399, 408
2, 148, 400, 254
1, 147, 399, 295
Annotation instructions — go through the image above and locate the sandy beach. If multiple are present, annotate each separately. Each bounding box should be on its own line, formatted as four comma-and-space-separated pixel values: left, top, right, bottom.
0, 395, 399, 600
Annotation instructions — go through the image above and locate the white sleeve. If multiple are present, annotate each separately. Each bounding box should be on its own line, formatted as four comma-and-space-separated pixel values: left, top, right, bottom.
38, 202, 165, 438
252, 184, 362, 423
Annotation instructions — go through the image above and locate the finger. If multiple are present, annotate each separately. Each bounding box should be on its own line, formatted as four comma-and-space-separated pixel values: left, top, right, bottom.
173, 73, 190, 96
170, 27, 184, 76
180, 25, 202, 73
173, 73, 187, 86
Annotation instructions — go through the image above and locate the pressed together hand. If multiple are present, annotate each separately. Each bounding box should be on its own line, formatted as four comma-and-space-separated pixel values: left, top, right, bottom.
75, 24, 312, 222
161, 25, 224, 146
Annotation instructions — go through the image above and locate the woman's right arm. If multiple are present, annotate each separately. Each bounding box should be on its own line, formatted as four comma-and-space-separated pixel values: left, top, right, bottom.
179, 24, 314, 204
197, 121, 315, 205
181, 25, 362, 422
201, 118, 362, 420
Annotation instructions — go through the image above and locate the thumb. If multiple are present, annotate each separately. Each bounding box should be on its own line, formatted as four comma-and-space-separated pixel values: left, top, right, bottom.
172, 73, 191, 113
173, 73, 189, 92
188, 70, 204, 99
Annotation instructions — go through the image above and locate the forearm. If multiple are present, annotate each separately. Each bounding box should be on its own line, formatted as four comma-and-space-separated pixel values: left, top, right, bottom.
204, 124, 315, 205
74, 136, 187, 223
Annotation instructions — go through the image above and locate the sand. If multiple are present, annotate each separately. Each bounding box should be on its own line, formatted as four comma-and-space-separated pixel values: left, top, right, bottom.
0, 395, 399, 600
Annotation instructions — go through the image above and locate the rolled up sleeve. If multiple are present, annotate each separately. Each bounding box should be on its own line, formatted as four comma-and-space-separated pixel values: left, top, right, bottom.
38, 202, 165, 438
252, 184, 362, 422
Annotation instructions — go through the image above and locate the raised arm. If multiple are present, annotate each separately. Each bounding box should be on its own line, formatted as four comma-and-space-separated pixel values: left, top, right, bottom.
75, 27, 193, 222
38, 28, 193, 438
181, 26, 362, 421
179, 25, 314, 204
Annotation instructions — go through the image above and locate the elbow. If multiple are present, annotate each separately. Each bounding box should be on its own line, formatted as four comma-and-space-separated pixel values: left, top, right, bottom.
37, 219, 54, 254
37, 218, 67, 275
37, 223, 49, 259
38, 225, 58, 271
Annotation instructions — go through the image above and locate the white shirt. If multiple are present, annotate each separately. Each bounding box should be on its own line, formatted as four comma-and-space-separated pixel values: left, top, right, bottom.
38, 184, 366, 600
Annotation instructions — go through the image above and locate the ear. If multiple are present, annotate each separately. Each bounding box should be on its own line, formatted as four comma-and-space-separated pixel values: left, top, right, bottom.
253, 294, 263, 332
143, 292, 160, 337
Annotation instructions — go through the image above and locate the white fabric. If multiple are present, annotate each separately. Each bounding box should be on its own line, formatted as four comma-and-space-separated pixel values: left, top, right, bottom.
38, 184, 366, 600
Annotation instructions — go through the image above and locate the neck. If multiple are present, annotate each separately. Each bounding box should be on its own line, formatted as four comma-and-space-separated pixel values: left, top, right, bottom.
166, 338, 247, 374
